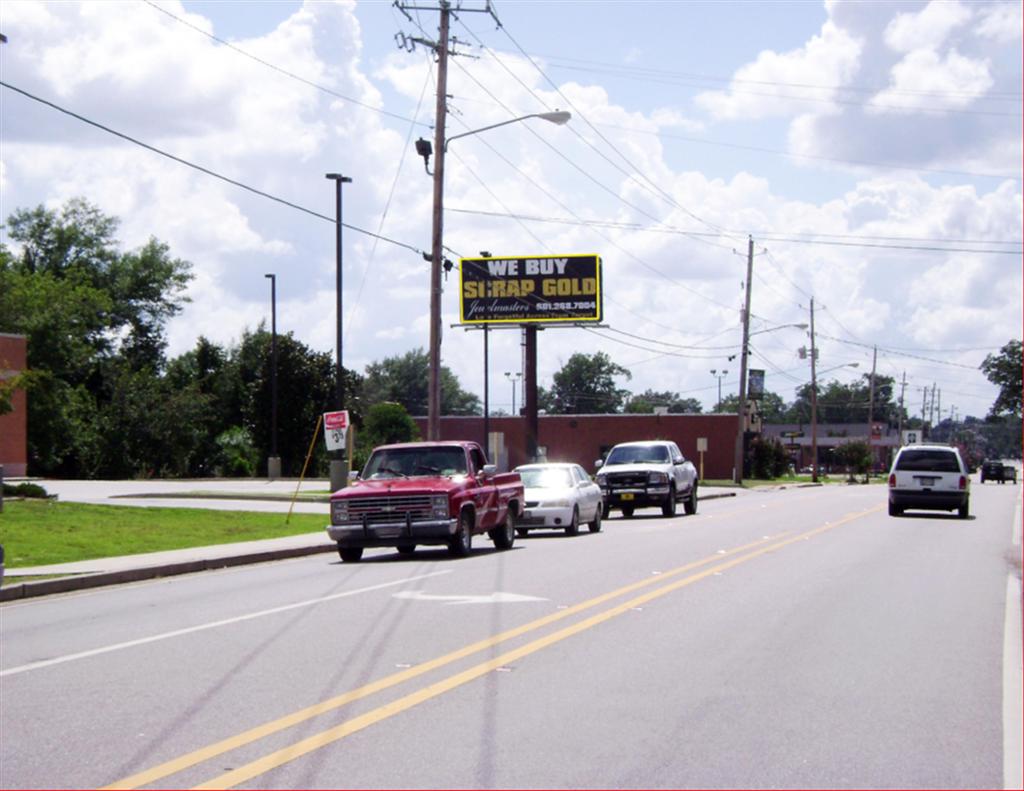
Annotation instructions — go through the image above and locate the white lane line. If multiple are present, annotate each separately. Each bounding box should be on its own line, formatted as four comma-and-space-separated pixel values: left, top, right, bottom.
0, 570, 451, 678
1012, 485, 1022, 547
1004, 574, 1023, 791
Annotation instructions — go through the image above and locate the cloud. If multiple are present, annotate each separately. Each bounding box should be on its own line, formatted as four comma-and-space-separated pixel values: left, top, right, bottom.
976, 2, 1024, 42
868, 48, 992, 113
883, 0, 972, 53
695, 20, 863, 121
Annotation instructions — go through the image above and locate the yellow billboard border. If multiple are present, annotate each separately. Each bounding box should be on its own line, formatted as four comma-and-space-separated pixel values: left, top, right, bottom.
458, 253, 603, 325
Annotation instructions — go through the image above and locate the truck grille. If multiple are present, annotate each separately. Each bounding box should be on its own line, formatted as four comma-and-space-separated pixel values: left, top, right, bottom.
605, 472, 648, 488
339, 495, 436, 525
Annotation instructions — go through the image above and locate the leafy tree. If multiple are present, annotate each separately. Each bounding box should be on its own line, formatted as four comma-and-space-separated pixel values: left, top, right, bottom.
833, 440, 873, 482
980, 340, 1022, 418
625, 390, 703, 414
0, 199, 192, 475
361, 348, 479, 416
548, 352, 631, 414
747, 436, 790, 479
717, 391, 787, 422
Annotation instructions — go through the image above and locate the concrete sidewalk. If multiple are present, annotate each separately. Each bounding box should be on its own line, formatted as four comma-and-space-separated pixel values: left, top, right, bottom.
0, 479, 744, 602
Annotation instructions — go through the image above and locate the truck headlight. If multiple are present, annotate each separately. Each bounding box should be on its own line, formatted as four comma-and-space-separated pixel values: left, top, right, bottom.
595, 473, 607, 486
648, 472, 669, 485
431, 494, 449, 519
332, 500, 349, 523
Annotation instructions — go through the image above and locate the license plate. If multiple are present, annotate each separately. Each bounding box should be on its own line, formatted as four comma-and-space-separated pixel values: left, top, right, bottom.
914, 476, 938, 486
620, 493, 635, 501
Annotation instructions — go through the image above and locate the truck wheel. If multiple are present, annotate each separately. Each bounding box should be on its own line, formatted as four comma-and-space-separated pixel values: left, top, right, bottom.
684, 484, 698, 515
565, 507, 580, 536
661, 486, 677, 517
490, 511, 516, 550
396, 544, 416, 556
602, 502, 610, 520
516, 528, 529, 537
588, 505, 602, 533
337, 545, 363, 563
622, 505, 635, 519
449, 512, 473, 557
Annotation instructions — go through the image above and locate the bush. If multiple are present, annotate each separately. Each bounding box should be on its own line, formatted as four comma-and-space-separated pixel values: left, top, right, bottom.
215, 426, 258, 477
748, 437, 790, 479
2, 482, 50, 498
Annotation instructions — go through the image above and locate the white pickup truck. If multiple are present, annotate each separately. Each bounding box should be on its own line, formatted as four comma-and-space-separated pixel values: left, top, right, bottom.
595, 440, 698, 518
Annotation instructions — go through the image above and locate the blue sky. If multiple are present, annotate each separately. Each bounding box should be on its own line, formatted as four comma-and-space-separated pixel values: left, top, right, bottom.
2, 0, 1021, 421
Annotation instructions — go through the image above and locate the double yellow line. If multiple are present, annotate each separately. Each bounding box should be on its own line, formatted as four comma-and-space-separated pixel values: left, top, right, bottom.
106, 505, 880, 790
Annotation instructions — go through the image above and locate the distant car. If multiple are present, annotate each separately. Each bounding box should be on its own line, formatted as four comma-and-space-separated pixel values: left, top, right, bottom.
1004, 464, 1018, 484
514, 463, 603, 536
980, 460, 1005, 484
888, 444, 970, 519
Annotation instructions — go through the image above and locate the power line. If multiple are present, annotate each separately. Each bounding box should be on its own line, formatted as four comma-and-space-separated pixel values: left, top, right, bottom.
0, 80, 428, 259
141, 0, 429, 128
445, 206, 1023, 255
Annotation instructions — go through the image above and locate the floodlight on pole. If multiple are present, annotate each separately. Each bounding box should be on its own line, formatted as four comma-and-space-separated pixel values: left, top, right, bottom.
422, 109, 571, 441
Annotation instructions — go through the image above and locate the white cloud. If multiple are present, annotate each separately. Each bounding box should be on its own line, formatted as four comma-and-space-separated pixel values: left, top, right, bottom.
976, 2, 1023, 42
883, 0, 972, 53
695, 20, 863, 121
869, 49, 992, 113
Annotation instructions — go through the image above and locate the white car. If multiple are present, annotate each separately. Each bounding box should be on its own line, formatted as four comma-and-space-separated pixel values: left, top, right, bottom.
888, 443, 970, 518
514, 463, 604, 536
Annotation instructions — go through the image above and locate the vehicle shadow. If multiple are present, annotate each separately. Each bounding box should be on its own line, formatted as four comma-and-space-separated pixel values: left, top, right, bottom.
893, 512, 976, 521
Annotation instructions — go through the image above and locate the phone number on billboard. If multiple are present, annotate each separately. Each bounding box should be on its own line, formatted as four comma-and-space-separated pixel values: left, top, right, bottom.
536, 301, 597, 312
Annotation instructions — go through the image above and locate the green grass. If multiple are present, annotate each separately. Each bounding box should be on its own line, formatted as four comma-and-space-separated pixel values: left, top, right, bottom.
0, 500, 327, 569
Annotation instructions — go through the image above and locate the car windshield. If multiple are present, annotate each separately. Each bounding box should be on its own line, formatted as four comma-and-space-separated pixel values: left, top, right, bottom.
895, 449, 960, 473
363, 447, 468, 478
605, 444, 670, 465
519, 468, 573, 488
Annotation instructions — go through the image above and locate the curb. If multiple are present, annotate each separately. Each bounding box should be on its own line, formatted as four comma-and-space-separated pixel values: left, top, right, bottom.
1, 543, 337, 602
2, 490, 743, 603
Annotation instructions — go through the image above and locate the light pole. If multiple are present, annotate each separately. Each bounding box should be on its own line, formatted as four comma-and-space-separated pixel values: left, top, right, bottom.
264, 273, 280, 480
417, 110, 571, 440
710, 368, 728, 410
732, 315, 809, 483
326, 172, 352, 492
505, 371, 522, 416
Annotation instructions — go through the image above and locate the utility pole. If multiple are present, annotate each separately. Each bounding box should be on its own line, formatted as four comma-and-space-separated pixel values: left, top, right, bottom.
866, 344, 877, 467
809, 297, 819, 483
897, 371, 907, 443
397, 1, 496, 441
733, 235, 754, 483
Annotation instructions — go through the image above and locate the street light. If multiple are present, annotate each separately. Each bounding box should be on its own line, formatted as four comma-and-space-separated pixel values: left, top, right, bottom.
325, 172, 352, 492
710, 368, 729, 410
417, 110, 571, 441
810, 361, 860, 482
505, 371, 523, 416
264, 273, 279, 480
734, 320, 809, 483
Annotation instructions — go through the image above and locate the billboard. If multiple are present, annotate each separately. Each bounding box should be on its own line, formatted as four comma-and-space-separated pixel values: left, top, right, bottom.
459, 254, 602, 324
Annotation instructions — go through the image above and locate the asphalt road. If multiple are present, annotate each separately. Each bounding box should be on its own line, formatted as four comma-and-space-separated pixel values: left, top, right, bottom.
1, 481, 1020, 789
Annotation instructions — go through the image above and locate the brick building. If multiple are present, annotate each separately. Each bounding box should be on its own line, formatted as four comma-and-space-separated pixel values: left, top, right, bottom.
414, 412, 739, 478
0, 334, 28, 478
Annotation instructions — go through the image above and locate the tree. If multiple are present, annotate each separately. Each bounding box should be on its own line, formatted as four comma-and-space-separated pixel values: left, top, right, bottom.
833, 440, 873, 482
716, 391, 787, 422
980, 340, 1022, 418
0, 199, 193, 475
624, 390, 703, 414
361, 348, 479, 416
548, 352, 631, 414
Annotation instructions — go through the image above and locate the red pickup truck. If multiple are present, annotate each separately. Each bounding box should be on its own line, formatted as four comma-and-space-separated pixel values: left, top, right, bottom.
326, 441, 524, 562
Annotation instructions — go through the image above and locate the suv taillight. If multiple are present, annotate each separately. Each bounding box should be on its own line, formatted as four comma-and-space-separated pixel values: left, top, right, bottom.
888, 473, 896, 488
959, 475, 967, 490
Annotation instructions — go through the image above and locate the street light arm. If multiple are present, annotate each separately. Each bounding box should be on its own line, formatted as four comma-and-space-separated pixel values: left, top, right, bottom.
444, 111, 571, 152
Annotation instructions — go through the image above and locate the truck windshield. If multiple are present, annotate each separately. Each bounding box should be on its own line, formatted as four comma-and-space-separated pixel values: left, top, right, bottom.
605, 445, 670, 465
363, 447, 468, 478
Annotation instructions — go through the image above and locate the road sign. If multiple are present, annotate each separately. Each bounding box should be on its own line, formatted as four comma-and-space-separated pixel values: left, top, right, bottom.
903, 430, 920, 445
323, 410, 349, 451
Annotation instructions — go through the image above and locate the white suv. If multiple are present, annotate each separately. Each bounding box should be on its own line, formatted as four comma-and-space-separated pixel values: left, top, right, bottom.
888, 444, 970, 519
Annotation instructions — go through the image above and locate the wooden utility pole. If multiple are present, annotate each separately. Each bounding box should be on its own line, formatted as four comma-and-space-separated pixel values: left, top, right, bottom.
809, 297, 819, 483
733, 236, 754, 483
866, 344, 877, 465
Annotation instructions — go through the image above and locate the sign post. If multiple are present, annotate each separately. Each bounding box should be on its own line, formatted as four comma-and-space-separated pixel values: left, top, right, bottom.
696, 437, 708, 481
323, 410, 349, 453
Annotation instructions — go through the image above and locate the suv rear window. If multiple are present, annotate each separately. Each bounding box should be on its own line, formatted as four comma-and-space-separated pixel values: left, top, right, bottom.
895, 449, 960, 473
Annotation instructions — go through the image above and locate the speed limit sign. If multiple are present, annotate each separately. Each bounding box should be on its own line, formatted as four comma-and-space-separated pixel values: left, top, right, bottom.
323, 411, 349, 451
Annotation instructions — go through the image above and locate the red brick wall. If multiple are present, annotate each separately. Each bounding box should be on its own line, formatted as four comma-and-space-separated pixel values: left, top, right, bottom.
414, 413, 739, 479
0, 334, 28, 477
